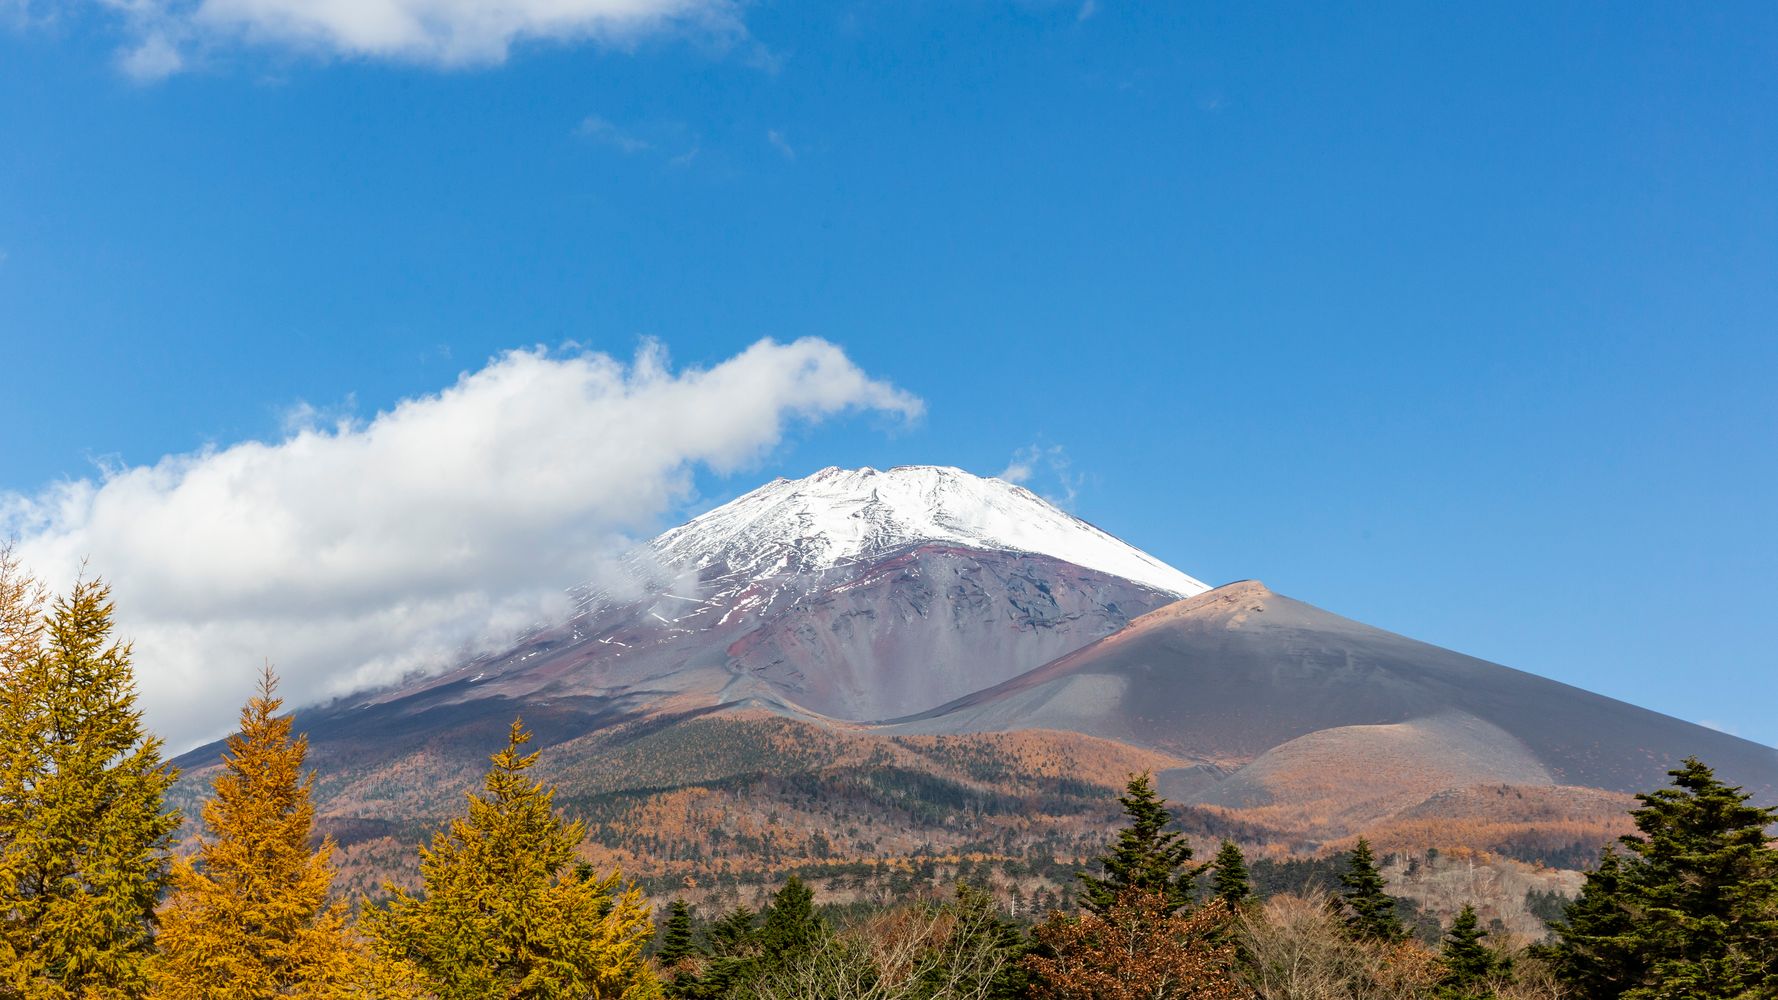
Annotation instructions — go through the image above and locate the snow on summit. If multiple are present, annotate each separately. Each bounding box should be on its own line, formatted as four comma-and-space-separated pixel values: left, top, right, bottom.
651, 465, 1209, 597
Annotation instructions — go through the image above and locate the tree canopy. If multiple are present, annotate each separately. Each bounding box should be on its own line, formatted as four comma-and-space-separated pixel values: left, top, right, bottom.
0, 575, 181, 999
1208, 841, 1252, 909
1551, 757, 1778, 999
1077, 773, 1196, 916
150, 667, 368, 999
367, 719, 660, 1000
1338, 838, 1405, 943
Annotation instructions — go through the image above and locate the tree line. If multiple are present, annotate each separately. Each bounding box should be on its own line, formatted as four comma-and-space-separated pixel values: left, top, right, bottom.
2, 555, 1774, 998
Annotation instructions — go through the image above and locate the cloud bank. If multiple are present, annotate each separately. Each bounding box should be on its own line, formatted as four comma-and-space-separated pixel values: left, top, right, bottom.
86, 0, 743, 79
3, 338, 920, 749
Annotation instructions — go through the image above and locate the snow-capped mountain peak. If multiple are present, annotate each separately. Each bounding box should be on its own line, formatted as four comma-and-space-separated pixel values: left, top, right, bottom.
649, 465, 1208, 597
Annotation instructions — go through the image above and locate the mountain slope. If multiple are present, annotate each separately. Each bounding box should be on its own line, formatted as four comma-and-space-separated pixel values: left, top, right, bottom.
889, 580, 1778, 801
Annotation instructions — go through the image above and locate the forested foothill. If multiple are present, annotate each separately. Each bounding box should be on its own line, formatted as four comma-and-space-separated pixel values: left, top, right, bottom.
3, 554, 1774, 999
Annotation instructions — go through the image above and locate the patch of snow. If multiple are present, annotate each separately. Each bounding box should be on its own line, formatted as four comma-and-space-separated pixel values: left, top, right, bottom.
661, 593, 716, 605
648, 465, 1208, 597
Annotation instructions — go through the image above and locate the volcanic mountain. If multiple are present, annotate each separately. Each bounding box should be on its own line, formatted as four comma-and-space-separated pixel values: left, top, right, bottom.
887, 579, 1778, 843
355, 465, 1204, 725
171, 465, 1778, 919
176, 468, 1200, 831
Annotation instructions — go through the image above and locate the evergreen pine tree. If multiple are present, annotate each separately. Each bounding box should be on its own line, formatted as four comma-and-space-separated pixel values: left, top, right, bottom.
658, 900, 697, 967
1076, 772, 1195, 915
1339, 838, 1405, 942
0, 578, 181, 999
1549, 847, 1642, 997
666, 907, 755, 1000
366, 718, 661, 1000
1436, 904, 1500, 999
1552, 757, 1778, 999
757, 876, 825, 958
1209, 840, 1252, 908
149, 667, 367, 999
704, 907, 758, 957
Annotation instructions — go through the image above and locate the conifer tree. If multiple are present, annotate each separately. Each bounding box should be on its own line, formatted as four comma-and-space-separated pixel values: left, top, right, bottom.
1208, 841, 1252, 908
149, 667, 366, 999
662, 906, 759, 1000
705, 907, 758, 957
1552, 757, 1778, 999
0, 545, 42, 698
1338, 838, 1404, 943
367, 718, 660, 1000
758, 876, 825, 959
1436, 904, 1499, 999
658, 900, 697, 968
1077, 773, 1195, 915
1548, 847, 1641, 997
0, 545, 42, 972
0, 578, 181, 999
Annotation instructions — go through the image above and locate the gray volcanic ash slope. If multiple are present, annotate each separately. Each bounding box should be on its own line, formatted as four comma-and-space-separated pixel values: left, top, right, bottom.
888, 580, 1778, 802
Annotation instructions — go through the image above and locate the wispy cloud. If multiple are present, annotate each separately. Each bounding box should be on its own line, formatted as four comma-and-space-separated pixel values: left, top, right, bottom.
999, 443, 1083, 508
277, 393, 358, 436
3, 338, 921, 750
576, 114, 705, 165
41, 0, 746, 80
118, 32, 184, 80
577, 115, 653, 154
766, 128, 797, 160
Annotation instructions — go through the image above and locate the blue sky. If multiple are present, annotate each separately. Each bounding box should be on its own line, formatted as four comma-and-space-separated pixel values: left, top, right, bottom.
3, 2, 1776, 749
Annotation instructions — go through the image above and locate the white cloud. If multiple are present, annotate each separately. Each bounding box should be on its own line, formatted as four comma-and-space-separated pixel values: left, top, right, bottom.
766, 128, 796, 160
3, 338, 920, 750
67, 0, 744, 77
577, 114, 652, 154
574, 114, 702, 164
998, 450, 1037, 486
999, 443, 1082, 508
119, 31, 184, 80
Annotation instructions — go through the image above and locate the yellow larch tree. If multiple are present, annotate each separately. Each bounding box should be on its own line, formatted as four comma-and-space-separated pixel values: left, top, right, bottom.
150, 666, 373, 1000
366, 719, 661, 1000
0, 543, 44, 997
0, 572, 182, 1000
0, 544, 43, 692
